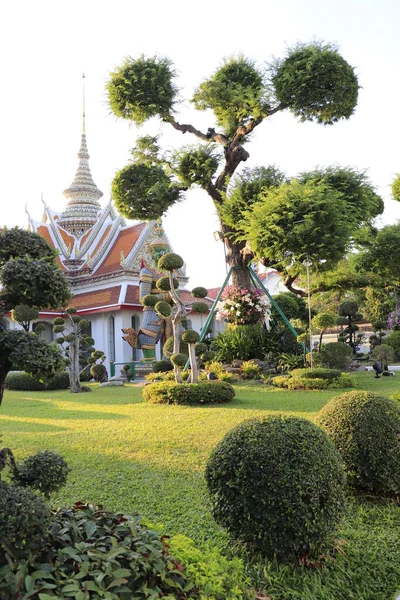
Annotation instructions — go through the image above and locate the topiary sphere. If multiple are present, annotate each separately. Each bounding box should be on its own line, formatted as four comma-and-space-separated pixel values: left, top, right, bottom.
53, 317, 65, 326
163, 336, 188, 358
78, 319, 90, 330
158, 252, 184, 272
90, 363, 108, 383
141, 294, 158, 307
191, 301, 209, 314
195, 342, 208, 356
201, 350, 215, 363
191, 286, 208, 298
33, 323, 46, 334
272, 42, 359, 125
182, 329, 200, 344
171, 353, 187, 367
318, 391, 400, 494
55, 337, 65, 345
71, 315, 81, 323
92, 350, 105, 360
156, 276, 179, 292
83, 336, 95, 346
65, 307, 77, 314
12, 451, 70, 498
65, 333, 75, 343
206, 416, 345, 559
53, 324, 65, 334
155, 300, 171, 318
0, 481, 51, 560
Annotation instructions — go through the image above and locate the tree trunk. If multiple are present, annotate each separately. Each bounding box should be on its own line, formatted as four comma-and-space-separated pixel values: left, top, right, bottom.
168, 271, 187, 384
319, 331, 324, 353
188, 343, 198, 383
222, 224, 252, 290
68, 332, 82, 393
0, 359, 11, 406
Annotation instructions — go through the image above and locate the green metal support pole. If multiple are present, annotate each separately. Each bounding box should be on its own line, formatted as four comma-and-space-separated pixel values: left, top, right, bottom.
248, 268, 299, 339
110, 362, 115, 377
184, 267, 233, 371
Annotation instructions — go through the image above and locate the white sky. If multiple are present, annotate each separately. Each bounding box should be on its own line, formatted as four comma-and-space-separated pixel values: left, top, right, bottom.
1, 0, 399, 287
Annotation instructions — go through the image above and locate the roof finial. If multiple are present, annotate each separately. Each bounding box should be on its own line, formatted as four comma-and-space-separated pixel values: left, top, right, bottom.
82, 73, 86, 134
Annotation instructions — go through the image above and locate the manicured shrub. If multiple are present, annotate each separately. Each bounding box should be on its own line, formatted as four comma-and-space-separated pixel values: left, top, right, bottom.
153, 360, 173, 373
5, 371, 44, 391
155, 300, 171, 317
240, 360, 263, 380
44, 371, 70, 390
191, 301, 209, 314
182, 329, 200, 344
141, 293, 158, 307
291, 368, 342, 381
0, 481, 51, 560
318, 391, 400, 494
194, 342, 208, 356
90, 363, 108, 383
191, 286, 208, 298
319, 342, 352, 370
286, 377, 329, 390
143, 381, 235, 405
171, 353, 187, 367
156, 276, 179, 291
0, 502, 198, 599
12, 451, 70, 498
163, 335, 188, 358
158, 252, 184, 271
271, 375, 289, 388
205, 416, 346, 559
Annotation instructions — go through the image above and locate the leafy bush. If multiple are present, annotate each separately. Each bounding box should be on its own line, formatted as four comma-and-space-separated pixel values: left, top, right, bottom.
277, 352, 304, 372
5, 371, 70, 391
318, 391, 400, 494
371, 344, 395, 367
44, 371, 70, 390
319, 342, 353, 369
12, 451, 70, 498
271, 375, 290, 388
170, 535, 250, 600
204, 361, 234, 382
291, 368, 342, 381
191, 287, 208, 298
0, 481, 51, 561
143, 381, 235, 405
205, 416, 345, 559
90, 363, 108, 383
0, 502, 198, 599
385, 331, 400, 359
286, 377, 329, 390
158, 252, 184, 271
211, 323, 276, 362
240, 360, 263, 380
153, 360, 173, 373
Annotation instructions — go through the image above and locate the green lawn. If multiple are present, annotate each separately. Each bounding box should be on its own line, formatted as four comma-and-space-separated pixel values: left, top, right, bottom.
1, 372, 400, 600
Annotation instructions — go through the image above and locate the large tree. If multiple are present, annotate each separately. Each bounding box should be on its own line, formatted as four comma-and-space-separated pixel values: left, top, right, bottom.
106, 43, 359, 288
0, 228, 71, 404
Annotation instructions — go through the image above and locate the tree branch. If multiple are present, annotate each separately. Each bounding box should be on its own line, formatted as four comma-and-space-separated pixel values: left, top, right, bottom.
164, 116, 228, 145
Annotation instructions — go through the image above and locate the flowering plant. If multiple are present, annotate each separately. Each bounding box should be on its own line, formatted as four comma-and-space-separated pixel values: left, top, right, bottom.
215, 286, 270, 325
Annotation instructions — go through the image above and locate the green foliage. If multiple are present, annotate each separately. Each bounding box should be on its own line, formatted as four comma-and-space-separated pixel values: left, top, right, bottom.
239, 179, 351, 274
191, 301, 209, 314
154, 301, 171, 318
222, 165, 287, 233
65, 307, 77, 314
5, 371, 70, 391
158, 252, 184, 271
106, 55, 178, 124
356, 223, 400, 286
240, 360, 263, 379
52, 324, 65, 333
271, 292, 308, 323
163, 336, 188, 358
319, 342, 353, 369
272, 42, 359, 124
152, 360, 173, 373
312, 312, 336, 332
12, 451, 70, 498
273, 369, 354, 390
286, 377, 329, 390
371, 344, 395, 367
392, 174, 400, 201
78, 319, 90, 330
271, 375, 290, 388
112, 162, 181, 221
142, 381, 235, 405
385, 330, 400, 359
203, 361, 234, 382
141, 293, 158, 307
0, 502, 198, 599
194, 342, 207, 356
53, 317, 65, 326
277, 352, 305, 372
211, 323, 276, 362
11, 304, 39, 328
191, 287, 208, 298
318, 391, 400, 494
44, 371, 70, 390
200, 350, 216, 363
182, 329, 200, 344
339, 300, 359, 319
205, 416, 345, 559
157, 276, 179, 291
170, 535, 250, 600
192, 55, 266, 136
171, 353, 187, 367
0, 227, 56, 268
291, 368, 342, 381
173, 144, 220, 188
0, 481, 51, 561
90, 363, 108, 383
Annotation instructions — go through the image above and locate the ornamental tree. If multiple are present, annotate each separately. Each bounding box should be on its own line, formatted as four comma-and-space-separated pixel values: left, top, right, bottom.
312, 312, 337, 352
106, 43, 359, 289
0, 228, 71, 404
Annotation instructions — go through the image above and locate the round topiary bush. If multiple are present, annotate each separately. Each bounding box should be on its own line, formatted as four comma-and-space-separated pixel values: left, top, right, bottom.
191, 286, 208, 298
191, 301, 209, 314
156, 276, 179, 291
152, 360, 173, 373
5, 371, 45, 391
195, 342, 208, 356
158, 252, 184, 271
155, 300, 172, 317
141, 294, 158, 307
319, 342, 353, 370
0, 481, 51, 560
170, 353, 187, 367
44, 371, 70, 390
182, 329, 200, 344
12, 451, 70, 498
205, 416, 346, 559
318, 391, 400, 494
90, 363, 108, 383
142, 381, 235, 405
163, 336, 188, 358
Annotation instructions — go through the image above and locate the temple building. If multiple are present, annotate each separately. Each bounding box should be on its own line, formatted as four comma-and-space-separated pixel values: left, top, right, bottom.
14, 112, 214, 373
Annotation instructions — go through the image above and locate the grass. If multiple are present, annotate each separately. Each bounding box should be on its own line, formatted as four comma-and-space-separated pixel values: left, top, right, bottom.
1, 372, 400, 599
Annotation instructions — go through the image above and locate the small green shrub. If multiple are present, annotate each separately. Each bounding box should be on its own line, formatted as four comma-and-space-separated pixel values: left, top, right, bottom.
141, 293, 158, 307
204, 361, 234, 382
171, 353, 187, 367
319, 342, 352, 370
90, 363, 108, 382
143, 381, 235, 405
318, 391, 400, 494
163, 335, 188, 358
44, 371, 70, 390
156, 276, 179, 291
240, 360, 263, 380
155, 300, 172, 317
191, 286, 208, 298
153, 360, 173, 373
158, 252, 184, 271
291, 368, 342, 381
286, 376, 329, 390
211, 323, 275, 362
0, 502, 198, 599
206, 416, 345, 559
5, 371, 44, 391
12, 451, 70, 498
0, 481, 51, 561
383, 331, 400, 359
182, 329, 200, 344
191, 301, 209, 314
271, 375, 289, 388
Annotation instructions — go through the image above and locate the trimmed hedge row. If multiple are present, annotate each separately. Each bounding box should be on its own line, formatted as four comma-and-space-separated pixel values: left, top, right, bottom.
5, 371, 70, 391
142, 381, 235, 405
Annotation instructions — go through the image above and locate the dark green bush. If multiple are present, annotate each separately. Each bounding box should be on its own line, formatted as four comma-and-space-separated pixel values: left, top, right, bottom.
319, 342, 353, 369
171, 353, 187, 367
211, 323, 277, 362
194, 342, 208, 356
90, 363, 108, 383
143, 381, 235, 405
291, 368, 342, 381
158, 252, 184, 271
153, 360, 173, 373
0, 502, 198, 599
12, 451, 70, 498
286, 377, 328, 390
318, 391, 400, 494
182, 329, 200, 344
44, 371, 70, 390
163, 336, 188, 358
141, 293, 158, 307
191, 301, 209, 314
156, 276, 179, 291
205, 416, 345, 559
155, 300, 172, 317
0, 481, 51, 561
79, 368, 92, 382
5, 371, 44, 391
385, 330, 400, 359
191, 286, 208, 298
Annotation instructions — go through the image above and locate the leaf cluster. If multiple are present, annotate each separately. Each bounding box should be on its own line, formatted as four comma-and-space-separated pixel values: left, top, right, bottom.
173, 144, 220, 188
